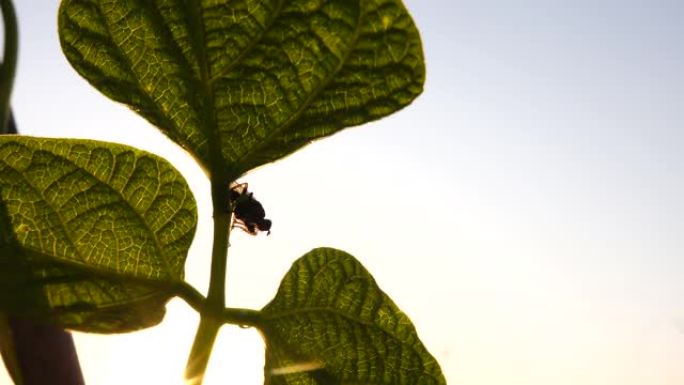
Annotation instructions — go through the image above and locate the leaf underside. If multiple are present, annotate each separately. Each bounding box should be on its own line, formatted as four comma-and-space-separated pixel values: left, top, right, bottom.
260, 247, 446, 385
59, 0, 425, 178
0, 136, 197, 332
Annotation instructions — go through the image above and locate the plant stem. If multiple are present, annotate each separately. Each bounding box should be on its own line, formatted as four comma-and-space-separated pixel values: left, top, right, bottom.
174, 282, 261, 327
185, 177, 233, 384
222, 308, 261, 327
0, 314, 22, 385
206, 179, 232, 308
6, 317, 85, 385
174, 281, 207, 313
0, 0, 18, 133
184, 317, 221, 385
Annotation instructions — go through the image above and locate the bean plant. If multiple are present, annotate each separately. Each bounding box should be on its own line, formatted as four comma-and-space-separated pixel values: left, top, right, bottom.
0, 0, 445, 384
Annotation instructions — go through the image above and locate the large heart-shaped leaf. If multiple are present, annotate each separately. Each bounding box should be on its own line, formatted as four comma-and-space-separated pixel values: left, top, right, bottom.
58, 0, 424, 179
260, 247, 445, 385
0, 136, 196, 332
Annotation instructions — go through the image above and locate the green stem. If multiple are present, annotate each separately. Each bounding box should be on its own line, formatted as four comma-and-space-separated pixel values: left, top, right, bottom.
0, 313, 23, 385
174, 282, 261, 327
222, 308, 261, 327
184, 317, 221, 385
185, 178, 233, 384
206, 179, 232, 308
0, 0, 17, 134
174, 281, 207, 314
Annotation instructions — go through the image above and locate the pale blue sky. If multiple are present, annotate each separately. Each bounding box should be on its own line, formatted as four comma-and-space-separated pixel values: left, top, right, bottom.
3, 1, 684, 384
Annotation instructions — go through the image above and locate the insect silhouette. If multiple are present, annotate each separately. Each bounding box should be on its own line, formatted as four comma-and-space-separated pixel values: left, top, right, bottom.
229, 182, 271, 236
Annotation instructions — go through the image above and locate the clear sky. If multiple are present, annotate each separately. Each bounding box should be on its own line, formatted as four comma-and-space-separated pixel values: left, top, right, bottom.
3, 0, 684, 384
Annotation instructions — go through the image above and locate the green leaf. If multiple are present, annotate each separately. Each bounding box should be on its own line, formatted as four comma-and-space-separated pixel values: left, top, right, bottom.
58, 0, 425, 179
260, 247, 446, 385
0, 136, 197, 332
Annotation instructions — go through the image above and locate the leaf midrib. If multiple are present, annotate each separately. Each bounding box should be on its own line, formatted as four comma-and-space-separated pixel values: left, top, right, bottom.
20, 246, 183, 301
28, 262, 170, 316
186, 0, 227, 176
190, 0, 289, 178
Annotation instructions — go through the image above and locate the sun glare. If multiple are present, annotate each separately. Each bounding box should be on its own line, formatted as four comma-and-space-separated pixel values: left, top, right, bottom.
202, 327, 265, 385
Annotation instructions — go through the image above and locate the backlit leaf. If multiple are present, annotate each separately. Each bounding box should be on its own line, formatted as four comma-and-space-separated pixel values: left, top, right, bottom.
260, 247, 446, 385
59, 0, 424, 179
0, 136, 196, 332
